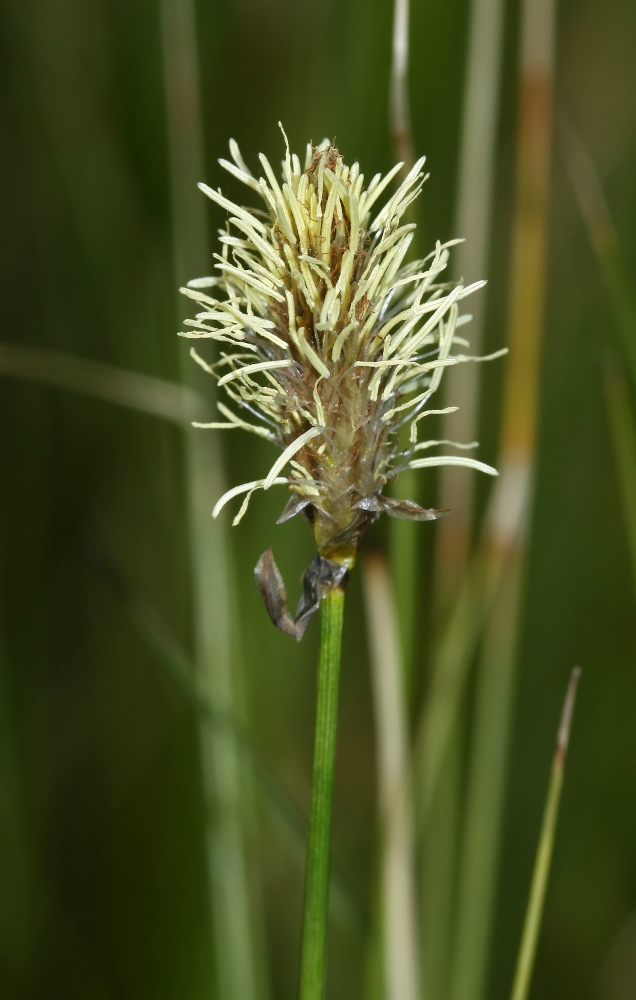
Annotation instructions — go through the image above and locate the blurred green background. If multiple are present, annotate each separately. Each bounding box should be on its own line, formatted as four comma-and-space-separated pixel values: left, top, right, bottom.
1, 0, 635, 998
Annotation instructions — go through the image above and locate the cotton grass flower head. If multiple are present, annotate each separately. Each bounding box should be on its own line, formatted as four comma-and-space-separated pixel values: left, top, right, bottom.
179, 125, 504, 637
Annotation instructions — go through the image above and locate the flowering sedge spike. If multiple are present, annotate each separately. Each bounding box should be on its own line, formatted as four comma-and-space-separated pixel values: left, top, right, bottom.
180, 126, 504, 638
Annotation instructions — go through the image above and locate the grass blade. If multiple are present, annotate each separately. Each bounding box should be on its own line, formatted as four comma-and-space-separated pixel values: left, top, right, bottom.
419, 719, 462, 1000
390, 0, 414, 173
450, 550, 524, 1000
444, 0, 558, 995
0, 343, 207, 425
388, 0, 420, 680
510, 668, 581, 1000
435, 0, 507, 606
415, 541, 506, 825
362, 549, 420, 1000
159, 0, 265, 996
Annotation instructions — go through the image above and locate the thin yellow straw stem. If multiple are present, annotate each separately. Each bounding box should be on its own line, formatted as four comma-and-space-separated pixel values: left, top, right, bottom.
449, 549, 523, 1000
435, 0, 507, 607
390, 0, 414, 175
423, 2, 506, 984
388, 0, 419, 677
510, 668, 581, 1000
419, 719, 462, 1000
385, 16, 428, 992
415, 0, 555, 806
415, 543, 504, 824
415, 4, 557, 999
498, 0, 555, 469
362, 550, 420, 1000
0, 344, 206, 426
449, 2, 558, 997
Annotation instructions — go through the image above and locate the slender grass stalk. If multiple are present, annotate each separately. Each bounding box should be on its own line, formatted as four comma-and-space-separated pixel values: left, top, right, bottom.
362, 550, 420, 1000
416, 540, 509, 999
388, 0, 419, 677
390, 0, 414, 174
435, 0, 506, 608
421, 0, 505, 981
159, 2, 264, 997
0, 343, 207, 426
450, 550, 523, 1000
299, 587, 346, 1000
604, 372, 636, 598
420, 721, 462, 1000
386, 10, 427, 985
449, 0, 558, 996
415, 542, 506, 824
389, 471, 422, 681
414, 532, 513, 999
510, 668, 581, 1000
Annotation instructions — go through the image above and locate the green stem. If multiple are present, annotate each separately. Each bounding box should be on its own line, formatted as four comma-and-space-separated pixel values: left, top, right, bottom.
299, 586, 346, 1000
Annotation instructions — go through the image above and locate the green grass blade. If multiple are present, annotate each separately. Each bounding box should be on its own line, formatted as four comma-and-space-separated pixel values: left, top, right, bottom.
387, 0, 420, 686
420, 722, 462, 1000
435, 0, 506, 606
159, 0, 265, 995
415, 527, 515, 1000
510, 668, 581, 1000
0, 343, 207, 426
445, 0, 559, 991
388, 469, 421, 685
390, 0, 414, 172
415, 542, 506, 825
450, 552, 524, 1000
362, 550, 420, 1000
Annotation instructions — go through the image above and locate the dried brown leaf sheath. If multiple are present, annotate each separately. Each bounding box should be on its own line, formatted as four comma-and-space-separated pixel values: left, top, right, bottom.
254, 549, 348, 642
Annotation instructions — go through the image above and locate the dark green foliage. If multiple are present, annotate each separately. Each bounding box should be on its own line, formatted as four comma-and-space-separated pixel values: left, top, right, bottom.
1, 0, 635, 998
